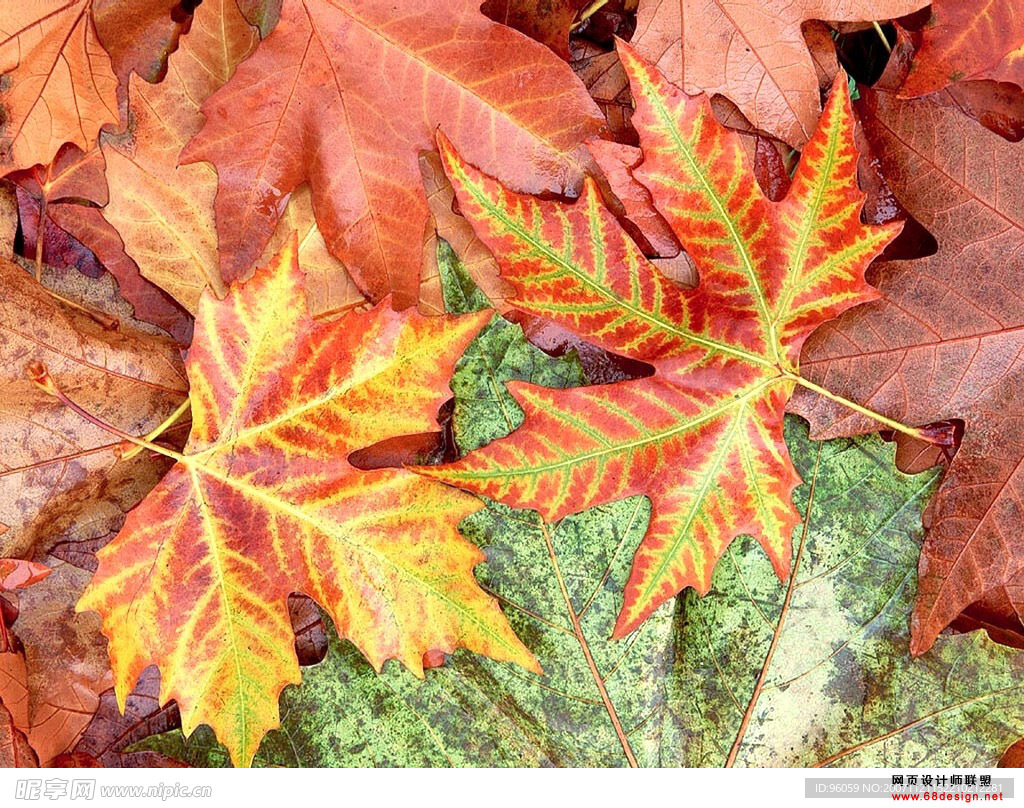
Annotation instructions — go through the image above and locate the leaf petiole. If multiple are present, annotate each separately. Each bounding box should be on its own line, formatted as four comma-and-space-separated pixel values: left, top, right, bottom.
871, 20, 892, 54
786, 372, 941, 446
28, 362, 187, 464
572, 0, 608, 29
119, 398, 192, 461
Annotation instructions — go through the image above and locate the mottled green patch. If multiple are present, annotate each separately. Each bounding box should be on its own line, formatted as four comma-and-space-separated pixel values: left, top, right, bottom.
669, 418, 1024, 767
440, 239, 586, 454
437, 240, 491, 315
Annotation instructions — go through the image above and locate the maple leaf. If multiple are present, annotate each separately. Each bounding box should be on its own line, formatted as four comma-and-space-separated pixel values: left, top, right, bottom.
74, 236, 539, 768
0, 0, 118, 172
790, 84, 1024, 655
901, 0, 1024, 97
630, 0, 928, 146
118, 299, 678, 767
420, 44, 906, 637
94, 0, 364, 319
180, 0, 604, 310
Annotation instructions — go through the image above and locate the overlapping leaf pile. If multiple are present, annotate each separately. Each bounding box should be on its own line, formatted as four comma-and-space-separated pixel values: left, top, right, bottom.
3, 0, 1024, 770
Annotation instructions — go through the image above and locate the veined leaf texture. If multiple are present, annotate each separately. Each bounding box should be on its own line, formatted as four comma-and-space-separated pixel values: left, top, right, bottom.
424, 43, 901, 636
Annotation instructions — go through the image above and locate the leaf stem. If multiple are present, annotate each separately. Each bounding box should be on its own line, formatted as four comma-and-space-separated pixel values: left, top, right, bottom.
725, 443, 822, 767
33, 194, 47, 284
28, 362, 186, 464
572, 0, 608, 29
40, 285, 121, 330
786, 373, 937, 445
871, 21, 892, 53
119, 398, 191, 461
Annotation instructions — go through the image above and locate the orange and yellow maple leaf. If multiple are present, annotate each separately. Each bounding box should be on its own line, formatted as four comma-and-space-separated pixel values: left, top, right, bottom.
421, 43, 903, 637
76, 237, 538, 767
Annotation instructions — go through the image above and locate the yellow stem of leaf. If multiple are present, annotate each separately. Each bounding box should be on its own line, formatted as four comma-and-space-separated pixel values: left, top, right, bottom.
872, 20, 892, 53
538, 519, 639, 768
120, 397, 192, 461
787, 373, 930, 443
31, 364, 186, 464
572, 0, 608, 29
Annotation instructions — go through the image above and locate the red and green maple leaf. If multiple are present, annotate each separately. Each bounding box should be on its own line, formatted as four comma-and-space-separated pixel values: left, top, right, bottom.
421, 43, 915, 636
70, 237, 538, 767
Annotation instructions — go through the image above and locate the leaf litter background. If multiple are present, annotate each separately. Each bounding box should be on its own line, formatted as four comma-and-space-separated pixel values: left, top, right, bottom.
3, 0, 1024, 769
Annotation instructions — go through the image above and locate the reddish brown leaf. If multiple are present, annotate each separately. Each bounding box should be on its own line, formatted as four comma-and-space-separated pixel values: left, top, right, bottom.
805, 20, 841, 92
879, 23, 1024, 143
100, 0, 258, 311
0, 652, 28, 730
954, 582, 1024, 652
0, 699, 37, 768
0, 259, 186, 553
181, 0, 604, 309
791, 85, 1024, 654
0, 258, 186, 763
482, 0, 589, 59
91, 0, 195, 85
1000, 738, 1024, 767
571, 50, 636, 145
901, 0, 1024, 97
70, 667, 187, 768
